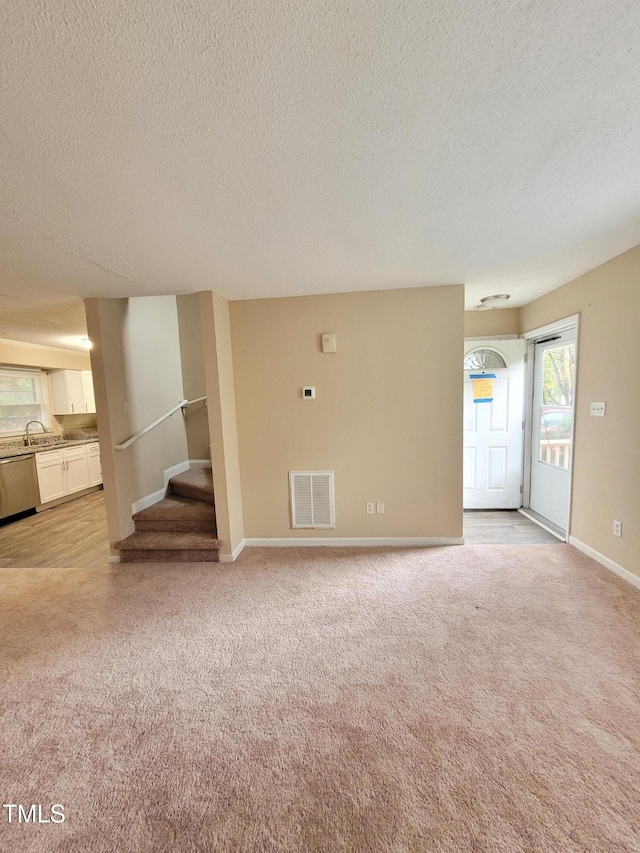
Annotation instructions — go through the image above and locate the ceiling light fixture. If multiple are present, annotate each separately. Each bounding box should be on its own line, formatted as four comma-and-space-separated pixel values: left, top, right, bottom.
479, 294, 511, 309
81, 338, 92, 349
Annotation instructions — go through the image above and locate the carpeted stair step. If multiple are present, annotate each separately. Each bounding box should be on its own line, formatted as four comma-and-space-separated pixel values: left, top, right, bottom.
132, 495, 216, 533
169, 467, 214, 504
115, 531, 222, 563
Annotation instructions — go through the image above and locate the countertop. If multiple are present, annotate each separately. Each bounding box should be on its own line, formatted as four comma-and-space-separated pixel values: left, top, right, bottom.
0, 437, 99, 461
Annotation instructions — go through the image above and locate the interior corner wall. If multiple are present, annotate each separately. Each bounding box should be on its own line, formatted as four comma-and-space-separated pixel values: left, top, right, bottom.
198, 291, 245, 558
85, 296, 188, 551
464, 308, 520, 338
230, 285, 464, 539
176, 294, 210, 460
519, 244, 640, 580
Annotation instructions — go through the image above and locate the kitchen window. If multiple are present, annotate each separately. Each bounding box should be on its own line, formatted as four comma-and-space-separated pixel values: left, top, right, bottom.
0, 367, 52, 436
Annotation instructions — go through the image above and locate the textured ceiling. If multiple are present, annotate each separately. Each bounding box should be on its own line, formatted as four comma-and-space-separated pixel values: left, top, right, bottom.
1, 0, 640, 348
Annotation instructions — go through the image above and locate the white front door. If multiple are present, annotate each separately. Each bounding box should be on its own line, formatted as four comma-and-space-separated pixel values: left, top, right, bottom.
463, 339, 525, 509
528, 328, 576, 533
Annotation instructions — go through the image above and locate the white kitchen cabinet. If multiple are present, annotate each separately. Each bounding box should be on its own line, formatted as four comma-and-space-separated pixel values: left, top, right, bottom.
64, 446, 91, 494
86, 442, 102, 486
81, 370, 96, 413
35, 444, 93, 504
49, 369, 96, 415
35, 448, 67, 503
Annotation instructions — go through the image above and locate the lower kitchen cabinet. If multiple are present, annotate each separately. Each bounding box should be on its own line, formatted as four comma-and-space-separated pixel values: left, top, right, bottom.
86, 442, 102, 487
35, 449, 67, 503
35, 443, 102, 505
64, 446, 91, 495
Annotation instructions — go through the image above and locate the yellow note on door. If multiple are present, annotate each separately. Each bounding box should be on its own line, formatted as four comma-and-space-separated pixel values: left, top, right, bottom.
473, 378, 493, 401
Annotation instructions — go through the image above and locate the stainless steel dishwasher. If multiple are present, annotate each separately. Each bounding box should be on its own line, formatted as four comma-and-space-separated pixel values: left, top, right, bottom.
0, 454, 39, 520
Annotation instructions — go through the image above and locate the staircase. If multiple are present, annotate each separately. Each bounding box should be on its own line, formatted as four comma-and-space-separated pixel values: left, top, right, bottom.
115, 467, 222, 563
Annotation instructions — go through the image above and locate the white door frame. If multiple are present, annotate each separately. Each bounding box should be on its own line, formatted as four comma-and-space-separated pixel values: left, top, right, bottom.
520, 314, 580, 539
463, 336, 526, 510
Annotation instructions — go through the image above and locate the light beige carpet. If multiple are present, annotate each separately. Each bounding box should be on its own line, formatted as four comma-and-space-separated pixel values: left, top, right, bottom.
1, 545, 639, 852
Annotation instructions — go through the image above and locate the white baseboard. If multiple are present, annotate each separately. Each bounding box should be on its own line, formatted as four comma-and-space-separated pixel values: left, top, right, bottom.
187, 459, 211, 470
244, 537, 464, 548
131, 459, 212, 515
162, 460, 191, 489
568, 536, 640, 591
219, 539, 246, 563
132, 487, 165, 516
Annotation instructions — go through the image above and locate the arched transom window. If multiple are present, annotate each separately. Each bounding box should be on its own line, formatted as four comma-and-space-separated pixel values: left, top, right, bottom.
463, 348, 507, 370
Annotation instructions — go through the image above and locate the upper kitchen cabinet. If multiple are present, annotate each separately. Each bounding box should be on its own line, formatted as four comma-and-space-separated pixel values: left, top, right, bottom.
81, 370, 96, 413
49, 369, 96, 415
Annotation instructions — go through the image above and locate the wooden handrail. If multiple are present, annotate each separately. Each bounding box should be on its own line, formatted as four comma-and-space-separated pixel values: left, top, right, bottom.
114, 396, 207, 451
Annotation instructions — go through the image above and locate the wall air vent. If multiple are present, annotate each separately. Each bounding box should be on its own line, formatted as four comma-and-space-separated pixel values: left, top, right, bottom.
289, 471, 335, 529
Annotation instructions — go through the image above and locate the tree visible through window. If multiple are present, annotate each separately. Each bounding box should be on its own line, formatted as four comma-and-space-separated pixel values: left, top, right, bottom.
0, 369, 51, 435
543, 343, 575, 406
539, 342, 575, 468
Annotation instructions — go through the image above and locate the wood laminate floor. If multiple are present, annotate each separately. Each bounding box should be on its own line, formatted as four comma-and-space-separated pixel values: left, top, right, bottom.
464, 510, 561, 544
0, 490, 110, 568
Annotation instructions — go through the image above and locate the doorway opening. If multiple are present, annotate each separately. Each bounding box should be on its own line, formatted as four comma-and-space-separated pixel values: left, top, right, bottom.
463, 338, 526, 511
521, 317, 578, 540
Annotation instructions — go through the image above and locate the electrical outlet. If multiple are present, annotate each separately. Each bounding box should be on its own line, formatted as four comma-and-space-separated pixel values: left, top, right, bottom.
366, 502, 375, 514
377, 502, 384, 514
123, 401, 130, 414
613, 520, 622, 537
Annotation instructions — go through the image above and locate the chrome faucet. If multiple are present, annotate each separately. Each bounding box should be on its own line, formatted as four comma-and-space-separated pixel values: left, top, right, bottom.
25, 421, 50, 446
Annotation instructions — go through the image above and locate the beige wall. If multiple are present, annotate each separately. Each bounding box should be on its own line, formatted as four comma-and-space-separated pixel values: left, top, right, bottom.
86, 296, 189, 550
85, 298, 129, 552
230, 286, 464, 539
177, 294, 210, 460
0, 338, 91, 371
464, 308, 520, 339
199, 291, 244, 558
520, 245, 640, 579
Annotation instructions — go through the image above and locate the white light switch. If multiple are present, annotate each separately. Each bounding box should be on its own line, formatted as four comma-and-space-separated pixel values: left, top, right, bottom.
590, 402, 605, 416
321, 333, 336, 353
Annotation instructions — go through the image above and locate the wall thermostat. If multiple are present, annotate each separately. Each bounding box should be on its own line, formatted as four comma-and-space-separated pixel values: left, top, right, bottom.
321, 333, 336, 353
302, 386, 315, 399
